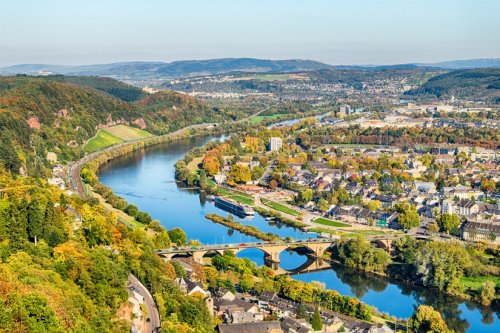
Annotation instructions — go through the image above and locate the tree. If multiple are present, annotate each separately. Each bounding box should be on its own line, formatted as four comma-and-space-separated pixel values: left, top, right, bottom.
251, 166, 264, 181
239, 274, 255, 292
477, 281, 495, 306
269, 179, 278, 190
367, 200, 380, 212
125, 204, 139, 217
199, 169, 208, 188
168, 227, 187, 246
153, 230, 171, 249
318, 198, 329, 212
27, 199, 44, 242
296, 304, 307, 319
428, 223, 439, 234
298, 189, 313, 204
437, 213, 460, 234
334, 236, 391, 273
336, 187, 349, 204
228, 164, 251, 184
409, 305, 452, 333
414, 242, 470, 292
395, 202, 420, 230
21, 293, 63, 332
136, 211, 152, 224
310, 307, 323, 331
202, 154, 220, 176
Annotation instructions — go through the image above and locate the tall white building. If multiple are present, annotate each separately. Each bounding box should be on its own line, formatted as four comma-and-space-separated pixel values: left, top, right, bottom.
269, 137, 283, 151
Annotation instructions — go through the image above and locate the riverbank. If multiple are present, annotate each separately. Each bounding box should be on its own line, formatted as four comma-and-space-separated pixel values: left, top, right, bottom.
206, 213, 282, 242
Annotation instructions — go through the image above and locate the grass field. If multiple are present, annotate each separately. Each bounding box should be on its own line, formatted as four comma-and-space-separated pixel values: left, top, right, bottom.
104, 124, 153, 140
248, 114, 287, 124
187, 157, 203, 171
262, 199, 301, 216
313, 217, 351, 228
83, 125, 152, 153
217, 187, 255, 206
309, 227, 339, 235
253, 74, 294, 81
83, 130, 123, 153
460, 276, 500, 291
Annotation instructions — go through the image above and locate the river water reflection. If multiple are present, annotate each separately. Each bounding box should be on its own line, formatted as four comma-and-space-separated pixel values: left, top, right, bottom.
98, 135, 499, 332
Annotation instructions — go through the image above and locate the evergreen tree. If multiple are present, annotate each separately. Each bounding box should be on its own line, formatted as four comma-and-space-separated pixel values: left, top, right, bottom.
310, 307, 323, 331
27, 199, 44, 242
10, 199, 29, 247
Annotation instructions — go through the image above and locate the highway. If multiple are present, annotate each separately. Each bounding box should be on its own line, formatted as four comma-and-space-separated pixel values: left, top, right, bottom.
128, 274, 160, 333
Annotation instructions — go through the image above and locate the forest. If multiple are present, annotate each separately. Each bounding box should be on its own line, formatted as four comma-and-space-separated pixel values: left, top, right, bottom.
405, 68, 500, 102
0, 168, 214, 332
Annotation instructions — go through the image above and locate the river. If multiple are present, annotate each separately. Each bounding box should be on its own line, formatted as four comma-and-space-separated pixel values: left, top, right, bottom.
98, 134, 499, 332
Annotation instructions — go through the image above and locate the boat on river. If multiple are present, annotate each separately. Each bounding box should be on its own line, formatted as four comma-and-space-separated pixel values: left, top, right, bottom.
214, 196, 254, 217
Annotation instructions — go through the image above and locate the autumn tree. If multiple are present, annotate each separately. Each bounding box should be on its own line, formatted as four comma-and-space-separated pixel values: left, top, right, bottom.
395, 202, 420, 230
437, 213, 460, 234
414, 242, 470, 292
228, 164, 251, 184
202, 154, 221, 176
367, 200, 380, 212
168, 227, 187, 246
409, 305, 452, 333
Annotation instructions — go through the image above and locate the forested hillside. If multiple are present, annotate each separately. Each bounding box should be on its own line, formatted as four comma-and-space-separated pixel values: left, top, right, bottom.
405, 68, 500, 102
0, 169, 213, 332
0, 76, 231, 176
44, 75, 147, 102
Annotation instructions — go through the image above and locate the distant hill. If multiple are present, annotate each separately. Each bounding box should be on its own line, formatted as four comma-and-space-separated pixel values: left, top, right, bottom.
424, 58, 500, 69
404, 68, 500, 102
2, 58, 499, 80
0, 58, 334, 79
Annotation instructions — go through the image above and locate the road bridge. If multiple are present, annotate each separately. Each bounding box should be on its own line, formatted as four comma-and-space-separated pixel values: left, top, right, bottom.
157, 239, 335, 264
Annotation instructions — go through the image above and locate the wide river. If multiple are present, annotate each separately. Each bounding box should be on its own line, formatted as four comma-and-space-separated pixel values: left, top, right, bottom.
99, 135, 499, 333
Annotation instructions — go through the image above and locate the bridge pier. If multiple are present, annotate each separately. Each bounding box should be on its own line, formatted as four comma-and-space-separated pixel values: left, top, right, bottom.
192, 251, 207, 264
156, 240, 336, 268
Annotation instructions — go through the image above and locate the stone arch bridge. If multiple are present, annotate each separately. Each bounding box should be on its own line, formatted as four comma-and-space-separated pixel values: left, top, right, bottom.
156, 239, 335, 265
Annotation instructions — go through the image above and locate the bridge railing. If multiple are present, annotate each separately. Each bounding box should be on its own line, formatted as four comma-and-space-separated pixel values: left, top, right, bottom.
156, 238, 334, 253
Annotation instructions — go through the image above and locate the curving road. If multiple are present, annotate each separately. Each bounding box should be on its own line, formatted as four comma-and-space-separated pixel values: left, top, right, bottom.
128, 274, 160, 333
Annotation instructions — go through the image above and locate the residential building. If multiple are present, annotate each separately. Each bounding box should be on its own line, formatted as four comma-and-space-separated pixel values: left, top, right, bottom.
269, 137, 283, 152
218, 321, 282, 333
462, 220, 500, 245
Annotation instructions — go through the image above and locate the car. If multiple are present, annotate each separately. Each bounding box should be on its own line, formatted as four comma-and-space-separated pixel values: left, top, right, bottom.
129, 286, 136, 291
239, 243, 247, 247
146, 317, 151, 323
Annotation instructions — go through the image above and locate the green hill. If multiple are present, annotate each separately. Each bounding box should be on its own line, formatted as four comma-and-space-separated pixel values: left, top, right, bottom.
405, 68, 500, 102
0, 76, 227, 175
83, 125, 153, 153
44, 75, 147, 101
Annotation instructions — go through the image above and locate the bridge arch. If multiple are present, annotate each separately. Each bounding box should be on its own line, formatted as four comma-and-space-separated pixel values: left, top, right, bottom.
235, 247, 269, 266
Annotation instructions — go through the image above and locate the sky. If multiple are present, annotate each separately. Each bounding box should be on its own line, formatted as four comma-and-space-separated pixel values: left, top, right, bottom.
1, 0, 499, 66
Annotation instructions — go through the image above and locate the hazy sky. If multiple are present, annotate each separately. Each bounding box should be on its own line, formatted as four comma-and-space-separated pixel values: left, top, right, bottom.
1, 0, 499, 66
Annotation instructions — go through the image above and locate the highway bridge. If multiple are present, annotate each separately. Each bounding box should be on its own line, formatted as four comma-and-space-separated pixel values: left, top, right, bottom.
157, 239, 335, 264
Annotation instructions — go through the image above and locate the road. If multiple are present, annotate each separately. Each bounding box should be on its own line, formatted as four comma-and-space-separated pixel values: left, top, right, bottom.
128, 274, 160, 333
232, 107, 270, 124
